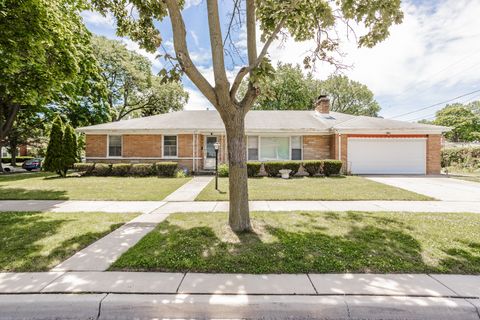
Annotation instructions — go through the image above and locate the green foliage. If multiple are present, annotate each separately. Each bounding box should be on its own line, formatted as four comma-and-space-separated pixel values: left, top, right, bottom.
250, 64, 380, 116
441, 147, 480, 169
73, 163, 95, 175
434, 104, 480, 142
217, 164, 229, 177
63, 124, 78, 170
156, 162, 178, 177
263, 161, 301, 177
247, 162, 262, 177
43, 116, 65, 176
131, 163, 155, 176
302, 160, 323, 176
91, 163, 112, 176
174, 168, 188, 178
322, 160, 343, 176
91, 35, 188, 120
110, 163, 132, 176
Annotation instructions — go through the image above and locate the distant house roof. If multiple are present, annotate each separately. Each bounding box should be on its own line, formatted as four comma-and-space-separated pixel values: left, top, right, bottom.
77, 110, 450, 134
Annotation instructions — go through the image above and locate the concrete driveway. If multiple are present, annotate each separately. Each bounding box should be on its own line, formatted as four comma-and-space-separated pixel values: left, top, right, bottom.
366, 176, 480, 201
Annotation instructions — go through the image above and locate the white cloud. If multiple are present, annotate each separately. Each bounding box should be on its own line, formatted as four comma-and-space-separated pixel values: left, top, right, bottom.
185, 0, 202, 9
81, 11, 115, 28
121, 39, 163, 73
184, 87, 213, 110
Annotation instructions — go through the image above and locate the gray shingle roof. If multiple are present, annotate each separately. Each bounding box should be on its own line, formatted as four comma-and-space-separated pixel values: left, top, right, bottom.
77, 110, 449, 134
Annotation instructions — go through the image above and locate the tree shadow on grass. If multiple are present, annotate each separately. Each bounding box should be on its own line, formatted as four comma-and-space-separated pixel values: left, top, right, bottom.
0, 186, 68, 200
112, 213, 480, 274
0, 213, 123, 271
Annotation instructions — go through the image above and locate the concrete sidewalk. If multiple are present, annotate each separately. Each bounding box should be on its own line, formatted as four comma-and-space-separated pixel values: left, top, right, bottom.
3, 200, 480, 213
163, 176, 213, 201
0, 273, 479, 319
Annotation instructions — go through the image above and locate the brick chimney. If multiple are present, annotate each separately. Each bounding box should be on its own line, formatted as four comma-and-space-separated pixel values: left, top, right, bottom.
315, 95, 330, 114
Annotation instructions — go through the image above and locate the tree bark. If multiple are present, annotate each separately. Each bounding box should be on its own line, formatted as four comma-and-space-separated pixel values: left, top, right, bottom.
224, 109, 252, 232
9, 138, 17, 166
0, 103, 20, 172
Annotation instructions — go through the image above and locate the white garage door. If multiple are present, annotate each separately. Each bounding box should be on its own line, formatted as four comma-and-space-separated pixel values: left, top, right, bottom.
347, 138, 426, 174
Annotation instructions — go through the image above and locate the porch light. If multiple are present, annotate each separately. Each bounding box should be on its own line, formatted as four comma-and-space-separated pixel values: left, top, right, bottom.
213, 141, 220, 150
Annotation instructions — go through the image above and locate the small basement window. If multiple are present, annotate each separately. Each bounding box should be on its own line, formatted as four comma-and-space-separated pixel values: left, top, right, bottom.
108, 135, 122, 157
163, 135, 178, 157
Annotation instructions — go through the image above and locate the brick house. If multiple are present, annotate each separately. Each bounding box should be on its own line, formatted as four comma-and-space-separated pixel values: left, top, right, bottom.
77, 96, 449, 175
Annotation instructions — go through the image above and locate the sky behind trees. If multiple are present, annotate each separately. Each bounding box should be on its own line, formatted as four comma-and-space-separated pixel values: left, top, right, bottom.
82, 0, 480, 121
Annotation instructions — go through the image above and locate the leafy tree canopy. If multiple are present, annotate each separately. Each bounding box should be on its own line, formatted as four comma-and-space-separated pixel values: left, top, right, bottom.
433, 103, 480, 142
250, 63, 380, 116
91, 35, 188, 120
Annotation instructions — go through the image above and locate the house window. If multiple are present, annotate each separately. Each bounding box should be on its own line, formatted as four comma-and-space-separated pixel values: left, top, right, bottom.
108, 135, 122, 157
163, 135, 177, 157
247, 136, 259, 161
260, 137, 290, 161
291, 136, 302, 160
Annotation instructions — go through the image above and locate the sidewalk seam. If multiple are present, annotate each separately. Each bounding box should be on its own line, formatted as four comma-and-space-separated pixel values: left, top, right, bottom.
176, 272, 187, 293
95, 293, 108, 320
38, 272, 66, 292
427, 274, 460, 296
306, 274, 318, 295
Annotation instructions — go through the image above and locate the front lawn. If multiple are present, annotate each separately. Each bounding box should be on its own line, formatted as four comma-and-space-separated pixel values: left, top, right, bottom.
196, 176, 431, 201
0, 172, 191, 200
446, 167, 480, 183
0, 211, 138, 271
111, 211, 480, 274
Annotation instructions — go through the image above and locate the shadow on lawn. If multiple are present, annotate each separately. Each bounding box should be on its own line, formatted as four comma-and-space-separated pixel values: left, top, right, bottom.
0, 186, 68, 200
112, 213, 480, 274
0, 212, 122, 272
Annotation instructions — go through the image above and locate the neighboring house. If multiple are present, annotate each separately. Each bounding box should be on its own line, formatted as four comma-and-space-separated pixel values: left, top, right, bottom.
77, 96, 450, 175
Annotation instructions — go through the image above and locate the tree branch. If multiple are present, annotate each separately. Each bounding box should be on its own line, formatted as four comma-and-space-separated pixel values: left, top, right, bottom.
164, 0, 216, 106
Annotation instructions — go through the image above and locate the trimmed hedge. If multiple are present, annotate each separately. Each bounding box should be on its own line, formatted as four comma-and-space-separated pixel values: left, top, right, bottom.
91, 163, 111, 176
73, 163, 94, 174
111, 164, 131, 176
247, 162, 262, 177
263, 161, 302, 177
441, 146, 480, 168
322, 160, 343, 176
303, 160, 322, 176
131, 163, 154, 176
1, 156, 35, 164
156, 162, 178, 177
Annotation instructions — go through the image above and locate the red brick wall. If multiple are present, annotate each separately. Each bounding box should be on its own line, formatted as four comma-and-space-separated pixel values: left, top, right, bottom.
178, 134, 193, 157
86, 135, 107, 157
427, 134, 442, 175
123, 135, 162, 157
303, 135, 332, 160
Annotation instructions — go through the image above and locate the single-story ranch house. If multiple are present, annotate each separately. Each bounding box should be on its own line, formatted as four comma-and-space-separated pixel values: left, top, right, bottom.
77, 96, 450, 175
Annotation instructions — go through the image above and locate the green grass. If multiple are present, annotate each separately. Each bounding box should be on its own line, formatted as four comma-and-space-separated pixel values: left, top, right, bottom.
0, 211, 138, 271
196, 176, 432, 201
0, 172, 191, 200
111, 211, 480, 274
445, 167, 480, 183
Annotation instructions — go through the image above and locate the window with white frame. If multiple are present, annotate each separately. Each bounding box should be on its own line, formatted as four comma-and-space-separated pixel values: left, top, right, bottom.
291, 136, 302, 160
247, 136, 259, 160
108, 135, 122, 157
260, 137, 290, 161
163, 135, 177, 157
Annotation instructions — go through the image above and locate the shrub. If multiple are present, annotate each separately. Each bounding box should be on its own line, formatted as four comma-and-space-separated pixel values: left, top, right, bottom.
91, 163, 111, 176
323, 160, 343, 176
73, 163, 94, 175
302, 160, 323, 176
441, 146, 480, 169
43, 115, 66, 176
131, 163, 154, 176
175, 168, 188, 178
263, 161, 301, 177
111, 163, 131, 176
217, 163, 229, 177
156, 162, 178, 177
247, 162, 262, 177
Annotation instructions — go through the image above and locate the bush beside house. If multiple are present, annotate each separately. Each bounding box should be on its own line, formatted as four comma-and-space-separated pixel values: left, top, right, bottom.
73, 162, 179, 177
442, 146, 480, 169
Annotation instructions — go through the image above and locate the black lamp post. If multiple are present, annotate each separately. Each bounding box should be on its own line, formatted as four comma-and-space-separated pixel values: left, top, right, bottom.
214, 141, 220, 190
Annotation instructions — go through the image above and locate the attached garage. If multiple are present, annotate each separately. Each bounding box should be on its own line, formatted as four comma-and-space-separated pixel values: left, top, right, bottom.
347, 137, 427, 174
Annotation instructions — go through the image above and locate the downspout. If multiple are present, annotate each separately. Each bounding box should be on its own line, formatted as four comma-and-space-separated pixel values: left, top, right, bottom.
193, 131, 196, 174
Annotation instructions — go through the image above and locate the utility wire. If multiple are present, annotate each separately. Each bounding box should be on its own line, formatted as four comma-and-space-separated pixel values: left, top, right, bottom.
389, 88, 480, 119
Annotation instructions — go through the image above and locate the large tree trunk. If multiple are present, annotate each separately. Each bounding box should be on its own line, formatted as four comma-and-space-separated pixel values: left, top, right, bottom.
9, 138, 17, 166
224, 110, 252, 232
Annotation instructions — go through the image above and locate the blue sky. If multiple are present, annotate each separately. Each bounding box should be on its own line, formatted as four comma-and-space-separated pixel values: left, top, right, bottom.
82, 0, 480, 121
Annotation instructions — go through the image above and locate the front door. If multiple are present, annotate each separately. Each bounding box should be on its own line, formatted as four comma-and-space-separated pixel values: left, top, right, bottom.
204, 136, 218, 170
